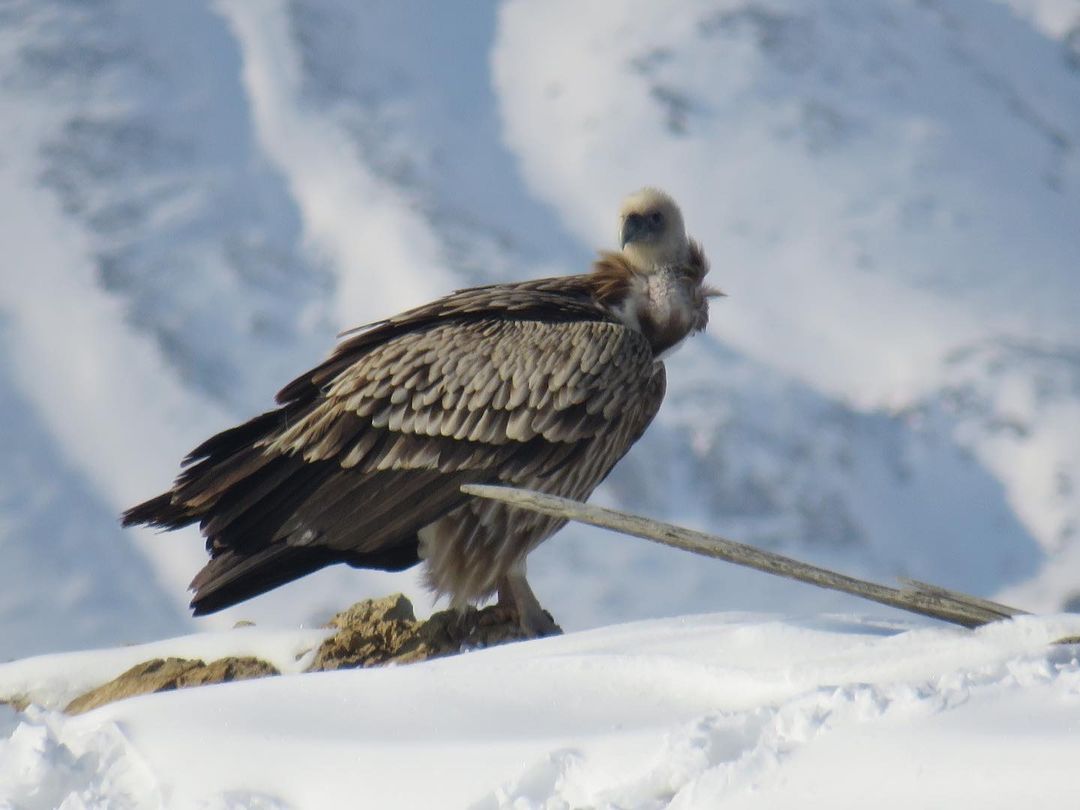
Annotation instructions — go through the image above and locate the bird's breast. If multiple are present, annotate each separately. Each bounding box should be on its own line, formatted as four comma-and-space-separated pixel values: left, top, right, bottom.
615, 270, 699, 357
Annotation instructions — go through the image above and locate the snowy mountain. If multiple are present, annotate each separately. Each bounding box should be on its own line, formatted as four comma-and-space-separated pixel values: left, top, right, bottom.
1, 0, 1079, 659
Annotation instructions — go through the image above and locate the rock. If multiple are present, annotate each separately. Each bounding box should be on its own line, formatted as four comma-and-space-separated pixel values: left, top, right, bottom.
309, 594, 532, 671
1, 695, 29, 713
19, 594, 531, 715
65, 656, 279, 715
415, 603, 541, 655
310, 594, 425, 671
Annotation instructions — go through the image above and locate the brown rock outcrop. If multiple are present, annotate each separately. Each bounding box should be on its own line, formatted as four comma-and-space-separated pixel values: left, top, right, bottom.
65, 656, 279, 715
7, 594, 533, 715
310, 593, 528, 670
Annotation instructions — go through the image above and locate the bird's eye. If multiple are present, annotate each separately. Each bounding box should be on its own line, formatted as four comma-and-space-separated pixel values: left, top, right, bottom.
649, 211, 664, 226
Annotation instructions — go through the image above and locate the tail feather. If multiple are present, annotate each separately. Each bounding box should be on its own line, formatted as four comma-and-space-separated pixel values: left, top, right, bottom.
189, 541, 420, 615
190, 545, 335, 615
122, 379, 469, 615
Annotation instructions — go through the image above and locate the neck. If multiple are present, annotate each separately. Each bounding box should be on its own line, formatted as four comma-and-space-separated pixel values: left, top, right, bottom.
620, 241, 690, 273
588, 245, 708, 356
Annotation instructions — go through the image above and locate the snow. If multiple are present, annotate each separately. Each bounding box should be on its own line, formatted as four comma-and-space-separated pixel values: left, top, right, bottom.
493, 0, 1080, 446
214, 0, 456, 326
999, 0, 1080, 38
0, 627, 327, 712
2, 614, 1079, 808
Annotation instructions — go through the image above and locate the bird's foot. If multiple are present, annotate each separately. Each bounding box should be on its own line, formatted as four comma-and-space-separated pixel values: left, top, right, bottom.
476, 602, 518, 627
496, 572, 563, 639
516, 605, 562, 639
475, 601, 561, 638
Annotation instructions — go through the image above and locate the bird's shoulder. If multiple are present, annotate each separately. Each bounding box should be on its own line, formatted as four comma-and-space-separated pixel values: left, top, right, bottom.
259, 278, 665, 465
276, 274, 631, 407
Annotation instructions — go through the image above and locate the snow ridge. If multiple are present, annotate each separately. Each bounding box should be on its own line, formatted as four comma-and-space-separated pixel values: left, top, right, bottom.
3, 613, 1079, 808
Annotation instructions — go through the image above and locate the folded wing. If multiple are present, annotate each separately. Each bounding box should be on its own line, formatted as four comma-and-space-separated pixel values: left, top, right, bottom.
123, 278, 664, 614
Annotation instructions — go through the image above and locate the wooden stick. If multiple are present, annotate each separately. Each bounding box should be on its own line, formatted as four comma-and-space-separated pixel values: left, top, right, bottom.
461, 484, 1028, 629
896, 578, 1028, 618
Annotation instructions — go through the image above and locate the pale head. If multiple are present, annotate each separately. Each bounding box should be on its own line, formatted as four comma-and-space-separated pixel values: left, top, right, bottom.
617, 187, 689, 271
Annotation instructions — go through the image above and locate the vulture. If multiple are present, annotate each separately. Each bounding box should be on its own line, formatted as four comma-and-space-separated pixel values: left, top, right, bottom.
124, 188, 720, 636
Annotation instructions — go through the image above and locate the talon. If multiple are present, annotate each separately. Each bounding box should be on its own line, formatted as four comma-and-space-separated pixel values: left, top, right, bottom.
477, 603, 518, 627
497, 569, 563, 638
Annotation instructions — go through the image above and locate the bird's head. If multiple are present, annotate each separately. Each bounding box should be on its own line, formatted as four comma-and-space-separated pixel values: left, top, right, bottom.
617, 187, 689, 271
594, 188, 722, 351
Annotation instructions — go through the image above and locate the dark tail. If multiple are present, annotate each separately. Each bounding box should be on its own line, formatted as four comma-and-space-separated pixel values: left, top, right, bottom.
189, 541, 420, 615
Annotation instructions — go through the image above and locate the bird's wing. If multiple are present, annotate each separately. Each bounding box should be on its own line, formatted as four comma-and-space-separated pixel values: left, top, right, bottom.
275, 275, 610, 405
255, 316, 660, 553
128, 278, 648, 520
124, 279, 664, 612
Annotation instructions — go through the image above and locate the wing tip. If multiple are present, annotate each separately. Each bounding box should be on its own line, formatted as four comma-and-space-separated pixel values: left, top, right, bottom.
121, 493, 195, 530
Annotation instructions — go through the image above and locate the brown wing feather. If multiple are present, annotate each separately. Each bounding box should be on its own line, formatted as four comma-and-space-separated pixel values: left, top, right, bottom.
275, 275, 608, 405
123, 276, 662, 613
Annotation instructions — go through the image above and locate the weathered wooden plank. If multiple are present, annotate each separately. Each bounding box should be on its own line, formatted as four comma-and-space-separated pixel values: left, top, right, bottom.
461, 484, 1028, 630
896, 578, 1028, 619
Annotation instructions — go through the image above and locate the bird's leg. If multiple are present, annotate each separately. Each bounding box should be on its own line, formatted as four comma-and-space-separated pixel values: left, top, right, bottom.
496, 566, 562, 638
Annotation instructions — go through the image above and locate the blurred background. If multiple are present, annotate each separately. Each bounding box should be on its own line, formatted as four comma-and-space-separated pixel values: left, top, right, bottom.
1, 0, 1078, 659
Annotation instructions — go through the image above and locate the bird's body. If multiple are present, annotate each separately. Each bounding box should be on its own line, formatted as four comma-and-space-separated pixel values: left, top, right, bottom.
124, 189, 718, 635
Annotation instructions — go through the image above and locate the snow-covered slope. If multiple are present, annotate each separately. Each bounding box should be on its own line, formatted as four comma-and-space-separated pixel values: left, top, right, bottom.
2, 614, 1079, 808
0, 0, 1077, 658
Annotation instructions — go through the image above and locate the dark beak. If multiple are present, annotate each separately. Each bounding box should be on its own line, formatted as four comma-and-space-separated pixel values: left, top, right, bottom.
621, 213, 649, 247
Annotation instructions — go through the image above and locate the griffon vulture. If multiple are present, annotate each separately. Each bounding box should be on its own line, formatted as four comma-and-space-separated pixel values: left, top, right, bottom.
124, 188, 719, 636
